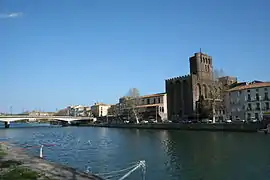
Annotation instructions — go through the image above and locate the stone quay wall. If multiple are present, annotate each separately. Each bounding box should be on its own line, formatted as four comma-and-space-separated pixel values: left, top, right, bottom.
84, 122, 264, 132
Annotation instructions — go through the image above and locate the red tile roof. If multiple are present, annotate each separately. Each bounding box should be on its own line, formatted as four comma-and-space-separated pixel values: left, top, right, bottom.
227, 82, 270, 92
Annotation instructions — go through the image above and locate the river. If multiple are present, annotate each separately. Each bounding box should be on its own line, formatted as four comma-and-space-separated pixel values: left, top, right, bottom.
0, 123, 270, 180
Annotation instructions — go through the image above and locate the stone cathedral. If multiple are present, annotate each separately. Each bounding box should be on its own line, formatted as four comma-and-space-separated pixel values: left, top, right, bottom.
165, 51, 237, 121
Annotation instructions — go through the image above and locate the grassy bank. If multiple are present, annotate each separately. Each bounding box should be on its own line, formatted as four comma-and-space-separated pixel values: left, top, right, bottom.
0, 144, 54, 180
0, 143, 103, 180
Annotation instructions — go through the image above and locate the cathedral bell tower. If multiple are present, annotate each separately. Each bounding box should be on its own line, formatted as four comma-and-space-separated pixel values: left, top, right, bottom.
189, 49, 213, 80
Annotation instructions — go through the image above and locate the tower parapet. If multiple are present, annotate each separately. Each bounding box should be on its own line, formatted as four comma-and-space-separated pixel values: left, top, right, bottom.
166, 75, 190, 84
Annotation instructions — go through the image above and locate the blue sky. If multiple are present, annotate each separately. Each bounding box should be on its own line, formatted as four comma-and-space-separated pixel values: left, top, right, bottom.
0, 0, 269, 113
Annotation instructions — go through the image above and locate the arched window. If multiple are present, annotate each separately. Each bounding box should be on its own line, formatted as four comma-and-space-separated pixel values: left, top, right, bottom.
195, 83, 201, 101
203, 84, 207, 98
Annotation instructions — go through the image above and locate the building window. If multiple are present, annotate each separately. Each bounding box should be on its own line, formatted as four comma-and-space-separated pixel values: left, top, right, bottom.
147, 99, 150, 104
265, 92, 269, 100
256, 93, 260, 101
256, 89, 259, 92
247, 89, 250, 93
266, 102, 270, 110
248, 103, 252, 110
265, 87, 268, 91
153, 98, 156, 104
256, 103, 260, 110
247, 94, 251, 101
237, 91, 241, 96
157, 98, 160, 103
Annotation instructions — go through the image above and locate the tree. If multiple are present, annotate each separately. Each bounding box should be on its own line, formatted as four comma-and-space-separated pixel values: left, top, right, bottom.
54, 108, 69, 116
213, 68, 225, 80
208, 69, 226, 123
123, 88, 141, 124
107, 104, 121, 119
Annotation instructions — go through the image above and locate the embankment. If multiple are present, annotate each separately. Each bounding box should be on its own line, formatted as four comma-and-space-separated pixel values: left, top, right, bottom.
0, 142, 103, 180
82, 122, 264, 132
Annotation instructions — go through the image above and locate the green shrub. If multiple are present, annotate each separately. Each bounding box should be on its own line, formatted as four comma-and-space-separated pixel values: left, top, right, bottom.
0, 160, 22, 168
0, 167, 40, 180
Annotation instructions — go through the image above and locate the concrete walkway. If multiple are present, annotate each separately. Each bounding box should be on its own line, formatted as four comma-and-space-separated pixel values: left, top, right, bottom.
0, 142, 103, 180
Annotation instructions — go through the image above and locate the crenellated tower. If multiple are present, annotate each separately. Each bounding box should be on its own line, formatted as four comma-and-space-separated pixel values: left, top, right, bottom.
189, 51, 213, 80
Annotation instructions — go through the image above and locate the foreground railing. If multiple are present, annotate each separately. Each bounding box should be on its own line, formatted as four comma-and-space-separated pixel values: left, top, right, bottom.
86, 160, 146, 180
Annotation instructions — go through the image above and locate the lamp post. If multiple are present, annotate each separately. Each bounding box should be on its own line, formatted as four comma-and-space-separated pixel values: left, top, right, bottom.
156, 106, 158, 121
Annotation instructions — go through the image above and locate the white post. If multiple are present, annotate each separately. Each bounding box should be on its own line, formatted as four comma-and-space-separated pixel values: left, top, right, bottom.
133, 108, 139, 124
212, 100, 216, 123
39, 145, 44, 158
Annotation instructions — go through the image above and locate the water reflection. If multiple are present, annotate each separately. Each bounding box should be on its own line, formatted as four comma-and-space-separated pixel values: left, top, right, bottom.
1, 126, 270, 180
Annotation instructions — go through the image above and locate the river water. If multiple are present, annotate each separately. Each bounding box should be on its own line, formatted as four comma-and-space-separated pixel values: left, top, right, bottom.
0, 123, 270, 180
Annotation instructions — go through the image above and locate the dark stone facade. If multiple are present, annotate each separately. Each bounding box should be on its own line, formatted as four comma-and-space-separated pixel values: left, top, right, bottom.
165, 52, 236, 121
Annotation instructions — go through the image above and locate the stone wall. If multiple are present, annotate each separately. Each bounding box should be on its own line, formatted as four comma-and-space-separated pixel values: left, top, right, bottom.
88, 123, 264, 132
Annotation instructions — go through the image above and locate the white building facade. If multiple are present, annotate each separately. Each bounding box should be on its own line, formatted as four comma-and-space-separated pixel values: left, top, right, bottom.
137, 93, 168, 121
91, 103, 111, 117
118, 93, 168, 121
226, 82, 270, 121
67, 105, 92, 117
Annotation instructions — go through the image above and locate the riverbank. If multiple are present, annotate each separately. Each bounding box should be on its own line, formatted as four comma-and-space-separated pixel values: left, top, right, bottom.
0, 142, 103, 180
80, 122, 265, 132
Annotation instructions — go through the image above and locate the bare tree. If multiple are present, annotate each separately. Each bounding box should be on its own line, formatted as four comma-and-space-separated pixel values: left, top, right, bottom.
123, 88, 141, 124
107, 104, 119, 117
213, 68, 225, 80
209, 69, 226, 123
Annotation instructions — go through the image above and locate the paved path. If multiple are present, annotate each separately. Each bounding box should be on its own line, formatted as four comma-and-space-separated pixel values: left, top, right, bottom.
0, 142, 103, 180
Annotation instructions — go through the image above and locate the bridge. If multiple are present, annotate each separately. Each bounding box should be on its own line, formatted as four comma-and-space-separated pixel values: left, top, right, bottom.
0, 115, 95, 128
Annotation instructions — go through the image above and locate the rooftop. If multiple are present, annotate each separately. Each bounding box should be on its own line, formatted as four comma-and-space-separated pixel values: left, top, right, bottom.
121, 93, 166, 100
227, 82, 270, 92
92, 103, 111, 106
140, 93, 166, 99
